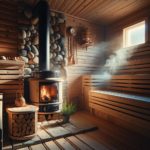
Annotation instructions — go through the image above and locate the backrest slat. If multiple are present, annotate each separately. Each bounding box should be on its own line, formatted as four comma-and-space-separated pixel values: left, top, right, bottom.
82, 75, 150, 96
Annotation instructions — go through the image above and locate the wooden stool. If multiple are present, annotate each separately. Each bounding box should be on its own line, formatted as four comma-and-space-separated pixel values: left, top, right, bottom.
6, 105, 38, 140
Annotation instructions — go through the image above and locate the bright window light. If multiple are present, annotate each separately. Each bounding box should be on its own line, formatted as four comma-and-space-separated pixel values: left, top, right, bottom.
123, 21, 145, 47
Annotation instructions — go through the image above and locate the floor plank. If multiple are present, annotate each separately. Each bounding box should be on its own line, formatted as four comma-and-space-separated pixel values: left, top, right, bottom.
12, 141, 23, 150
30, 143, 46, 150
3, 111, 150, 150
76, 133, 110, 150
3, 115, 98, 149
2, 145, 13, 150
16, 147, 30, 150
37, 128, 52, 141
45, 141, 61, 150
61, 123, 81, 134
87, 130, 137, 150
67, 136, 93, 150
45, 126, 71, 138
74, 112, 142, 150
3, 135, 12, 150
55, 138, 76, 150
22, 135, 41, 147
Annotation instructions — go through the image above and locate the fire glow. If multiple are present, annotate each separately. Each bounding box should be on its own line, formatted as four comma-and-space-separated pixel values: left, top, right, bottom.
40, 85, 57, 102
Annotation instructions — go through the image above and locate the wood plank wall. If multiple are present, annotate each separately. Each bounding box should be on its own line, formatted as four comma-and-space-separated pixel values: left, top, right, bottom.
65, 16, 105, 109
104, 6, 150, 75
0, 1, 18, 56
0, 60, 24, 107
89, 7, 150, 120
106, 7, 150, 52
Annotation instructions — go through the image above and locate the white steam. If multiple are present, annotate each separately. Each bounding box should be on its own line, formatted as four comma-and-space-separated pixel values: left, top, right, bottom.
102, 46, 138, 75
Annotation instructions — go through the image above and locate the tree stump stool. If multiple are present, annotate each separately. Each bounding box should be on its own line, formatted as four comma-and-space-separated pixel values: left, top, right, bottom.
6, 105, 38, 140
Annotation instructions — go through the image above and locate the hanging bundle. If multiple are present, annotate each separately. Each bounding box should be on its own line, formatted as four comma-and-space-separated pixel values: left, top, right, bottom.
67, 27, 77, 65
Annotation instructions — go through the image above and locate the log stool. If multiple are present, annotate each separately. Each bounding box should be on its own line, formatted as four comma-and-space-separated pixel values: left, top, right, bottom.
6, 105, 38, 140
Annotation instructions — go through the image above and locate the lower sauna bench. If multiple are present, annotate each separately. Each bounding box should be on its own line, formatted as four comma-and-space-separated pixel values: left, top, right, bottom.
89, 90, 150, 137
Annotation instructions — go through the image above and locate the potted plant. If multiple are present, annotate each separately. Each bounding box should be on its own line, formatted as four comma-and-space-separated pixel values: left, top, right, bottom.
61, 102, 77, 123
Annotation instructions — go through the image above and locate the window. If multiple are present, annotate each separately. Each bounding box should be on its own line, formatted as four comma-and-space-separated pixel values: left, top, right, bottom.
123, 21, 145, 47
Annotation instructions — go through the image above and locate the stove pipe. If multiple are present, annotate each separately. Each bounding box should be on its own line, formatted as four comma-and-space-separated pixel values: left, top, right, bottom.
34, 0, 50, 71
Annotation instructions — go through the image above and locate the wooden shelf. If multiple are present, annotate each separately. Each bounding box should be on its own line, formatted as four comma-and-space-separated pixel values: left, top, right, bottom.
0, 60, 25, 66
0, 60, 24, 105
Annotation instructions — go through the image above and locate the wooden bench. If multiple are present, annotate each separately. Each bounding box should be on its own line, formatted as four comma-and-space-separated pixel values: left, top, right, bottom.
0, 60, 24, 107
82, 74, 150, 137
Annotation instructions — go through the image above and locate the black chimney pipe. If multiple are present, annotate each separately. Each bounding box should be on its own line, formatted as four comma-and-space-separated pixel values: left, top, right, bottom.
33, 0, 57, 78
38, 0, 50, 71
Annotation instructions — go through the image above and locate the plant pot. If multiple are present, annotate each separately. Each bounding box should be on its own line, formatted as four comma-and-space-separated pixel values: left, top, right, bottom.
63, 115, 70, 123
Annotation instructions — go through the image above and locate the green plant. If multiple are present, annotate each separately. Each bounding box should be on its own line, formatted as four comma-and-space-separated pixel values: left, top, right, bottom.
61, 102, 77, 116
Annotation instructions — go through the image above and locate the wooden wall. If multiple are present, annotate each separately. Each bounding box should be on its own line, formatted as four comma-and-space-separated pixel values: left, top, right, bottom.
0, 1, 106, 110
103, 6, 150, 76
65, 16, 105, 109
90, 6, 150, 122
0, 1, 18, 56
106, 6, 150, 51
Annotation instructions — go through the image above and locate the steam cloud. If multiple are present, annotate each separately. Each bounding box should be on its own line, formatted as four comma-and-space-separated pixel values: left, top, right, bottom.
102, 46, 138, 75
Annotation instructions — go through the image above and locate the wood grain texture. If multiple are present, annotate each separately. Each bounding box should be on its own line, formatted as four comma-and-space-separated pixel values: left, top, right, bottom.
67, 136, 92, 150
82, 74, 150, 137
55, 138, 75, 150
0, 60, 24, 106
45, 141, 60, 150
17, 147, 30, 150
65, 15, 105, 108
30, 144, 46, 150
27, 0, 149, 24
0, 1, 18, 56
3, 111, 150, 150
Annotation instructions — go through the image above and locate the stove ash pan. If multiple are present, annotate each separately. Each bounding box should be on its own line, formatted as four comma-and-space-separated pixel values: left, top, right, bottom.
29, 78, 63, 113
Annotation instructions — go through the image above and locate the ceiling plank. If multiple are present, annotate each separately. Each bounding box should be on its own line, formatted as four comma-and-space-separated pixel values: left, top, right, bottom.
60, 0, 74, 12
79, 0, 111, 16
54, 0, 65, 10
65, 0, 79, 13
21, 0, 150, 24
69, 0, 85, 15
74, 0, 94, 16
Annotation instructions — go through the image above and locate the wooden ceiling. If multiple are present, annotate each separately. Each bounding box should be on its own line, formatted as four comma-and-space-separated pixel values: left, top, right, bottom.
23, 0, 150, 24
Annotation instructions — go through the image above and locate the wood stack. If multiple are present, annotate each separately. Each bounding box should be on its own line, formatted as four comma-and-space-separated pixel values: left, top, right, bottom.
7, 105, 38, 140
11, 113, 35, 137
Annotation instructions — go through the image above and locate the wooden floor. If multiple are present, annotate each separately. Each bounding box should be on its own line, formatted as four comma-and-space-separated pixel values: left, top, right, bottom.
3, 111, 150, 150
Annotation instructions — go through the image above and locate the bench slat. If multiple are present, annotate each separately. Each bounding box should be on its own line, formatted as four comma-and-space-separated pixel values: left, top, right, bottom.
90, 98, 150, 120
82, 74, 150, 137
